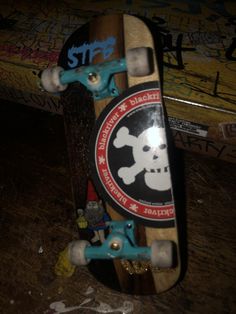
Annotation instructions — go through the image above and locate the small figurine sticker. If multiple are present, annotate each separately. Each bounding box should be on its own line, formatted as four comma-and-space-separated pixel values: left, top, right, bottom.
77, 180, 109, 243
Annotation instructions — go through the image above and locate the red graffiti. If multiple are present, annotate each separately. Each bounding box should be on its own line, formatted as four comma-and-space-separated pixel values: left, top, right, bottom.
0, 44, 59, 65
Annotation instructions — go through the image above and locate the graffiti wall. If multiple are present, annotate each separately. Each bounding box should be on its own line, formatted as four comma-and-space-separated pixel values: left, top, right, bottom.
0, 0, 235, 160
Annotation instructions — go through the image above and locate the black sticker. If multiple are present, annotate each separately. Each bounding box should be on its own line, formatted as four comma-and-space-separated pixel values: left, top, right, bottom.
90, 82, 176, 227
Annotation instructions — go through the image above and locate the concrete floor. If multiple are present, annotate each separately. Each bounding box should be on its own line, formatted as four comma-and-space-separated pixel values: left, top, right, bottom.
0, 101, 236, 313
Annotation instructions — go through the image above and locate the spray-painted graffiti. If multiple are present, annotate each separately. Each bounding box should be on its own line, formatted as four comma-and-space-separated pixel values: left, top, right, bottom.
226, 37, 236, 61
0, 44, 59, 66
125, 0, 235, 18
173, 130, 236, 162
0, 0, 235, 146
67, 37, 116, 68
225, 17, 236, 61
151, 16, 196, 69
0, 9, 93, 67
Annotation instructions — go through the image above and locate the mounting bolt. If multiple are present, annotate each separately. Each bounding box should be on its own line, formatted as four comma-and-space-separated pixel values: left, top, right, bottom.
110, 241, 121, 251
88, 72, 99, 84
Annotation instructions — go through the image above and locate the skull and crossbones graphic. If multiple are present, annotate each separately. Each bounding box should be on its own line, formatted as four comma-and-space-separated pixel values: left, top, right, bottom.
113, 125, 171, 191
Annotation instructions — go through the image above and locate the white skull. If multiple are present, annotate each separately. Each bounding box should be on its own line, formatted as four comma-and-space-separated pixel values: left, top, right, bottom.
113, 126, 171, 191
133, 126, 167, 170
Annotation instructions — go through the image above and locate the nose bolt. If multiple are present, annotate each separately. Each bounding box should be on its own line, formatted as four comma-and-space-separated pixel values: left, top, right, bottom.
88, 72, 99, 84
110, 241, 121, 251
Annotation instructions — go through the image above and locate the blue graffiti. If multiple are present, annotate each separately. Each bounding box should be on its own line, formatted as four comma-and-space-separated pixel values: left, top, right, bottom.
67, 37, 116, 68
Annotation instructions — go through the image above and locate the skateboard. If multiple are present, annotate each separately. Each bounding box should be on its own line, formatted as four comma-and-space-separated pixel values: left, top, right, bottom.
40, 14, 181, 294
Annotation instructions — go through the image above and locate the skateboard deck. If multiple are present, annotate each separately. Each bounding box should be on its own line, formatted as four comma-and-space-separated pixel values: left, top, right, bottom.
41, 14, 181, 294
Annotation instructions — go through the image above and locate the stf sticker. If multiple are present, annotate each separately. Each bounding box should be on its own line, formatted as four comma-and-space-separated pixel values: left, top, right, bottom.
58, 21, 116, 70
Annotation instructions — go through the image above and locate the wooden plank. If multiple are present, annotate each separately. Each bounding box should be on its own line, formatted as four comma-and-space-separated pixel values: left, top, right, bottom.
89, 14, 156, 294
124, 14, 180, 293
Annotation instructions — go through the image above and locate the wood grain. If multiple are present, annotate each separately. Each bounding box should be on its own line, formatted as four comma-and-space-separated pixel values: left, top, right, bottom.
123, 14, 181, 293
85, 14, 181, 294
88, 14, 156, 294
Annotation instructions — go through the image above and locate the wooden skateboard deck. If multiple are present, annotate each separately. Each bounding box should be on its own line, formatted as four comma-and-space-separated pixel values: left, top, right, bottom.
42, 14, 181, 294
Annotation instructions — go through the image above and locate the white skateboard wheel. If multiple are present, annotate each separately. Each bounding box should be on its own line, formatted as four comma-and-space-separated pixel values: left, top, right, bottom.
150, 240, 174, 268
41, 66, 68, 92
68, 240, 91, 266
126, 47, 152, 77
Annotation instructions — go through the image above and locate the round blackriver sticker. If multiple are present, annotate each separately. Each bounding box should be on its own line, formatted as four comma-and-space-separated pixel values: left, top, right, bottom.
90, 82, 175, 227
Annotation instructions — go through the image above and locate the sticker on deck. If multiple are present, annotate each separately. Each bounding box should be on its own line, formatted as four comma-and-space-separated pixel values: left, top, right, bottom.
90, 82, 176, 227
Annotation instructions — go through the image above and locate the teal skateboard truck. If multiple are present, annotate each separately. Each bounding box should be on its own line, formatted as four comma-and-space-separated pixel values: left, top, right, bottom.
68, 220, 174, 269
40, 47, 152, 100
